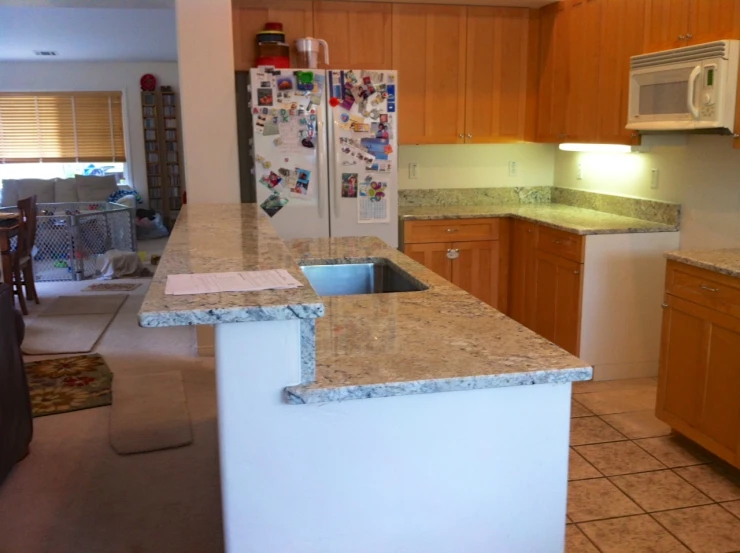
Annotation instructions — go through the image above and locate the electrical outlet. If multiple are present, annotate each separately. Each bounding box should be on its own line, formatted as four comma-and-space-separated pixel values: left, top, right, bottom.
577, 163, 584, 180
409, 163, 419, 179
508, 161, 517, 177
650, 168, 659, 189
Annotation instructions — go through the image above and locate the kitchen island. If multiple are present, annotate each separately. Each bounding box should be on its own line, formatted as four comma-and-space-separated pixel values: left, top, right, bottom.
139, 204, 592, 553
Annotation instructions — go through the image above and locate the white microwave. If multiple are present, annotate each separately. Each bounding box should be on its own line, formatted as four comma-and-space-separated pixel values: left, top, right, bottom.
627, 40, 740, 132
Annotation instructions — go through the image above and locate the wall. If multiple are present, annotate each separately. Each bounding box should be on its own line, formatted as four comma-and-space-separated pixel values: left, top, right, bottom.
0, 61, 179, 206
398, 144, 556, 189
554, 135, 740, 250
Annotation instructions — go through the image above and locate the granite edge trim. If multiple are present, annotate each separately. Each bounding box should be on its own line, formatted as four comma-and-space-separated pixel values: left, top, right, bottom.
300, 319, 317, 383
664, 253, 740, 279
138, 302, 325, 328
283, 366, 594, 405
399, 211, 680, 235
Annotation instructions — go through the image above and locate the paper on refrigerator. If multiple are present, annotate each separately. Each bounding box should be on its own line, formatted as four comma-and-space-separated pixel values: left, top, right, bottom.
165, 270, 303, 296
357, 179, 389, 223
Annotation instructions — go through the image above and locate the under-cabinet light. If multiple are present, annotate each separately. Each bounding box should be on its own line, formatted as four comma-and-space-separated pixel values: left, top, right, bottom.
558, 143, 634, 154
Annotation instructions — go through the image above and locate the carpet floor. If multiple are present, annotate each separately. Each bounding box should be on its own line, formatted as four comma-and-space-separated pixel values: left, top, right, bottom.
0, 247, 225, 553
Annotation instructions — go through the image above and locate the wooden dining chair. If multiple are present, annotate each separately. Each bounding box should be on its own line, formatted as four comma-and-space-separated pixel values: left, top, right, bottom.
12, 196, 39, 315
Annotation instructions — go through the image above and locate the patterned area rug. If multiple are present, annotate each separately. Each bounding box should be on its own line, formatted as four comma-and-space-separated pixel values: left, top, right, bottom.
83, 283, 141, 292
24, 354, 113, 417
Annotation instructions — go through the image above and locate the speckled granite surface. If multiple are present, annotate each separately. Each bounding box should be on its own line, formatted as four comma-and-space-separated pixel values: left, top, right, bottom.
138, 204, 324, 328
399, 186, 551, 207
400, 204, 678, 235
665, 249, 740, 278
552, 187, 681, 226
283, 237, 592, 404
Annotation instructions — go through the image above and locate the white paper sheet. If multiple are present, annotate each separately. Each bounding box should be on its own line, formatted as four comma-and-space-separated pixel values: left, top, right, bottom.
165, 270, 303, 296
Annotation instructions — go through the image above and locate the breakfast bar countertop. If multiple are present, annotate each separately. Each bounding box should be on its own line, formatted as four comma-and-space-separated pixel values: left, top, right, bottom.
399, 204, 679, 235
138, 204, 324, 327
283, 236, 592, 404
666, 248, 740, 279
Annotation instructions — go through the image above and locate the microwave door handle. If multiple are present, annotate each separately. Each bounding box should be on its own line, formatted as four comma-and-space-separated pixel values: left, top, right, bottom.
687, 65, 702, 119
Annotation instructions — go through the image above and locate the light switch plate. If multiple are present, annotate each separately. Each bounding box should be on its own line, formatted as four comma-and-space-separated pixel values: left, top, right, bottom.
650, 168, 659, 189
509, 161, 517, 177
577, 163, 584, 180
409, 163, 419, 179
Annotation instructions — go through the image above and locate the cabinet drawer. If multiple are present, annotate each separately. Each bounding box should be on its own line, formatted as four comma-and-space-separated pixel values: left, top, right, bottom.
666, 261, 740, 319
536, 226, 584, 263
404, 218, 500, 244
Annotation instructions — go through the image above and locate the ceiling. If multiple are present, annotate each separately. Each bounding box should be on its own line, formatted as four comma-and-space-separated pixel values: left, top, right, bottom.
0, 5, 177, 62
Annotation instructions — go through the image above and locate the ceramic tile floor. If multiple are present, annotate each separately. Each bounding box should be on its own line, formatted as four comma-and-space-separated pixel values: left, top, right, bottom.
566, 377, 740, 553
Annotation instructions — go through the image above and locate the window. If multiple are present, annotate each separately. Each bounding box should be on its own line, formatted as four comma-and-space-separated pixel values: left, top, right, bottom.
0, 92, 126, 163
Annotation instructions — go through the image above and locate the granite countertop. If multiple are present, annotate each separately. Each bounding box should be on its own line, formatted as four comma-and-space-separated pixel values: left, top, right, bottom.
283, 236, 592, 404
138, 204, 324, 327
666, 249, 740, 279
399, 204, 679, 235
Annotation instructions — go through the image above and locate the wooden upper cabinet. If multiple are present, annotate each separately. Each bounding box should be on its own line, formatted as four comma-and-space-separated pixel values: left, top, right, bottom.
644, 0, 690, 52
313, 1, 392, 70
232, 0, 313, 70
465, 7, 534, 143
392, 4, 467, 144
565, 0, 602, 143
535, 1, 569, 142
687, 0, 740, 45
597, 0, 643, 145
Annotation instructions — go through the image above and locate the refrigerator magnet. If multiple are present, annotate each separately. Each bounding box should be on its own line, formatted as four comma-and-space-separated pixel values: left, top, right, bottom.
257, 88, 273, 106
276, 76, 293, 91
260, 193, 288, 218
290, 168, 311, 198
341, 173, 358, 198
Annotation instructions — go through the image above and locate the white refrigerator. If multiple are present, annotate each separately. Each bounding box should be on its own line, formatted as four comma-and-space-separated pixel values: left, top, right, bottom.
239, 68, 398, 247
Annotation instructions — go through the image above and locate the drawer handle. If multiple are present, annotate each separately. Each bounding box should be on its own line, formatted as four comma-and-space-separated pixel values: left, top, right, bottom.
553, 239, 565, 244
574, 270, 580, 275
446, 228, 459, 233
700, 285, 720, 293
661, 303, 668, 308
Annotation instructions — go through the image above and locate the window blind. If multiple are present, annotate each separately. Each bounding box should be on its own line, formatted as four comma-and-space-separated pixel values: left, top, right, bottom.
0, 92, 126, 163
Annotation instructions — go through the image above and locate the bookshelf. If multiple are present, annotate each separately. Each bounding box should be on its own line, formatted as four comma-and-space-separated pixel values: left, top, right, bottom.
140, 88, 185, 227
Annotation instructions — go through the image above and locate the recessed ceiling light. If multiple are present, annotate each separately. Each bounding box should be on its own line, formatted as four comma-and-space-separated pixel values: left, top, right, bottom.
34, 51, 58, 57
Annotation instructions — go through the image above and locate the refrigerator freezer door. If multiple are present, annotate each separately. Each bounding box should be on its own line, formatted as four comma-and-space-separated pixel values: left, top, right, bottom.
249, 68, 330, 240
327, 70, 399, 248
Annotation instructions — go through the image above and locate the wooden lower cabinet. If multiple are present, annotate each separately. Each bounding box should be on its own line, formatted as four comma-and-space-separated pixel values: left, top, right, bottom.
509, 219, 538, 327
533, 249, 583, 356
404, 241, 452, 282
657, 294, 740, 469
453, 240, 500, 308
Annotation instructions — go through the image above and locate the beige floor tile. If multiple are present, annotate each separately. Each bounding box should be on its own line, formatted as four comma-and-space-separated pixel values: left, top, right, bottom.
574, 388, 658, 415
567, 478, 643, 522
572, 377, 658, 395
600, 410, 671, 439
565, 525, 599, 553
569, 448, 602, 481
571, 399, 593, 418
674, 464, 740, 502
570, 416, 628, 446
634, 435, 713, 468
653, 504, 740, 553
578, 514, 690, 553
720, 500, 740, 519
610, 469, 713, 512
575, 441, 665, 476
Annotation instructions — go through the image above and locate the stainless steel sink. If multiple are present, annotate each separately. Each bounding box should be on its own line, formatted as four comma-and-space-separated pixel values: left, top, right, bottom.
300, 259, 427, 297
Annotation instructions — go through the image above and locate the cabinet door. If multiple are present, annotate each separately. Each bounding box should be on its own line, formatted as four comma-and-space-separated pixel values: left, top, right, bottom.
313, 1, 393, 70
509, 219, 538, 327
536, 1, 569, 142
534, 250, 583, 355
452, 240, 500, 308
392, 4, 467, 144
565, 0, 602, 143
597, 0, 644, 145
404, 242, 452, 282
232, 0, 313, 70
465, 7, 533, 143
687, 0, 740, 46
657, 296, 740, 466
643, 0, 690, 53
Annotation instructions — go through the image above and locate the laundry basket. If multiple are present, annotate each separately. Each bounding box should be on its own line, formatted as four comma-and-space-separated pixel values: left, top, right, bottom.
0, 202, 137, 282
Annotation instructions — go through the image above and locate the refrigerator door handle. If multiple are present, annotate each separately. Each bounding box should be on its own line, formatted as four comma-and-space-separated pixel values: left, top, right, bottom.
316, 119, 325, 219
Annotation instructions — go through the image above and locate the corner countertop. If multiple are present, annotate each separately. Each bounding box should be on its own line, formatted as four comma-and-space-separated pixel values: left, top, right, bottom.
283, 236, 592, 404
138, 204, 324, 327
399, 204, 679, 235
666, 249, 740, 279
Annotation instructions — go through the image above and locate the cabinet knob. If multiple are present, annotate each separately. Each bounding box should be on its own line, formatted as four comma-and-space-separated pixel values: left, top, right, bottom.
467, 134, 473, 139
686, 33, 693, 40
574, 270, 580, 275
700, 285, 719, 293
446, 228, 459, 233
459, 134, 464, 139
446, 249, 460, 260
661, 303, 669, 308
678, 35, 686, 40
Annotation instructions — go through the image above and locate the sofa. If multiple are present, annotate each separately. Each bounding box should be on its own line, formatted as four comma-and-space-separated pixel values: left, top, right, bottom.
0, 283, 32, 485
1, 175, 136, 209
